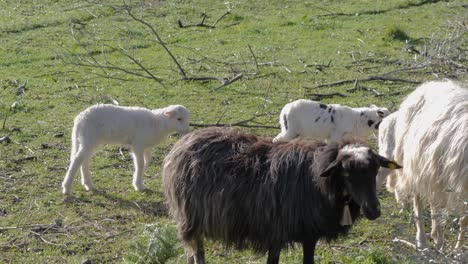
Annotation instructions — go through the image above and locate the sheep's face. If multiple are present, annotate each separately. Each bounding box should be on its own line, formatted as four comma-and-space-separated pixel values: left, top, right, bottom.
359, 105, 390, 130
320, 144, 401, 220
164, 105, 191, 135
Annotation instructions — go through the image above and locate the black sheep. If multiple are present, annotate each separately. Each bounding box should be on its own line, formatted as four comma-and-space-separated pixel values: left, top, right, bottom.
163, 127, 401, 264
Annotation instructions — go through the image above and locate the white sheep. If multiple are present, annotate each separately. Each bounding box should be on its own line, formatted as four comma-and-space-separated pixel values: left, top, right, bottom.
377, 80, 468, 250
273, 99, 390, 143
62, 104, 190, 194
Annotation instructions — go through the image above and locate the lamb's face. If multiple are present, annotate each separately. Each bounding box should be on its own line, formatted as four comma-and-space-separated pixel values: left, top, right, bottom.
164, 105, 191, 135
360, 105, 390, 130
376, 112, 398, 187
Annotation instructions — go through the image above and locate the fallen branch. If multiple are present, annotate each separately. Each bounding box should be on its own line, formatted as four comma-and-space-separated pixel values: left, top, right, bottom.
190, 112, 279, 130
211, 73, 244, 91
248, 44, 259, 71
393, 238, 417, 250
315, 75, 420, 88
304, 60, 332, 71
178, 11, 231, 29
191, 123, 279, 129
0, 223, 57, 231
305, 92, 348, 101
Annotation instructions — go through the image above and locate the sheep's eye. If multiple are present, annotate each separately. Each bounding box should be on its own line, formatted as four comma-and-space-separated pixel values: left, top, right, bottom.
177, 118, 182, 121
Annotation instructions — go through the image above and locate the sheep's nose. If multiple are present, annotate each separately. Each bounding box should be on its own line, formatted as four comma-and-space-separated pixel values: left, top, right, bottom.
363, 201, 381, 220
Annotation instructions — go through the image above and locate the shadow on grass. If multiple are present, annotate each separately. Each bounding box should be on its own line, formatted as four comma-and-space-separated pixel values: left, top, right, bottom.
63, 189, 168, 217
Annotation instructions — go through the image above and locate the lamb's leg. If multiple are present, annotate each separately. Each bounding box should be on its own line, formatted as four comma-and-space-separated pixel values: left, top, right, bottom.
273, 130, 297, 143
143, 149, 152, 171
455, 215, 468, 249
413, 194, 428, 249
80, 156, 95, 191
430, 205, 444, 249
185, 237, 205, 264
302, 239, 318, 264
62, 146, 91, 194
131, 147, 145, 191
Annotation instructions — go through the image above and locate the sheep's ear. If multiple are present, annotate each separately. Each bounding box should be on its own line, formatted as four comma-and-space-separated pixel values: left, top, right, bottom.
164, 110, 174, 118
376, 155, 402, 170
320, 160, 341, 177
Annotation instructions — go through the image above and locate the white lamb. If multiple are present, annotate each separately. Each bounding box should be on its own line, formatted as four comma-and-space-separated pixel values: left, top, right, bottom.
377, 80, 468, 250
273, 99, 390, 142
62, 104, 190, 194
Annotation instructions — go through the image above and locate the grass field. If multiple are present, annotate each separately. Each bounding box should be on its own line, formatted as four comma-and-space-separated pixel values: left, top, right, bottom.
0, 0, 467, 263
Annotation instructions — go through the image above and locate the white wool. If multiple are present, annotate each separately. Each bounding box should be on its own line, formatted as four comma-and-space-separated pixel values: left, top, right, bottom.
273, 99, 390, 142
377, 80, 468, 249
62, 104, 190, 194
340, 145, 371, 164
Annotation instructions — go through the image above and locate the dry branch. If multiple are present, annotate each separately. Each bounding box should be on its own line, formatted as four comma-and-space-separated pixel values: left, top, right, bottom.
305, 92, 348, 101
248, 44, 259, 71
191, 123, 279, 129
178, 11, 231, 29
392, 238, 417, 250
124, 6, 188, 79
211, 73, 244, 91
314, 74, 420, 89
313, 64, 427, 89
190, 112, 279, 130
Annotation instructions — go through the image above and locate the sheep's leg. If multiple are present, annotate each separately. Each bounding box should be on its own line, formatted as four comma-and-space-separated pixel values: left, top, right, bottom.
302, 239, 318, 264
430, 205, 444, 249
143, 149, 152, 171
266, 246, 281, 264
131, 147, 145, 191
455, 215, 468, 249
80, 156, 95, 191
413, 195, 428, 249
185, 237, 205, 264
62, 146, 91, 194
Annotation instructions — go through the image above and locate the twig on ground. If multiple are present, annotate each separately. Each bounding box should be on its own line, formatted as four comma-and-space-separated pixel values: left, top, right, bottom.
178, 10, 231, 29
216, 108, 229, 125
393, 238, 417, 250
191, 112, 279, 130
248, 44, 259, 71
0, 223, 57, 231
211, 73, 244, 91
315, 75, 420, 89
304, 92, 348, 101
12, 140, 35, 154
191, 123, 279, 129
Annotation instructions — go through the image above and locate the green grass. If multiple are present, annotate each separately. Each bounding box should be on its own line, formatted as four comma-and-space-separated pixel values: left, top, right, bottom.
0, 0, 467, 263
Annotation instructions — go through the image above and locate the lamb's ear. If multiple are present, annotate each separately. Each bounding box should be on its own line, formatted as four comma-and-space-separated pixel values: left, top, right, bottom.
377, 110, 385, 118
164, 110, 175, 118
320, 160, 341, 177
376, 154, 402, 170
